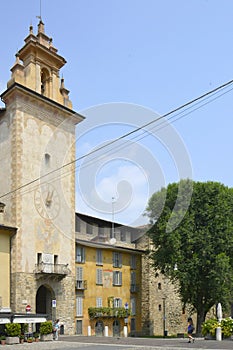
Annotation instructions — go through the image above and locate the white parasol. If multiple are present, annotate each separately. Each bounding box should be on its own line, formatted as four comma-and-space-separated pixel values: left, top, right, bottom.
217, 303, 222, 322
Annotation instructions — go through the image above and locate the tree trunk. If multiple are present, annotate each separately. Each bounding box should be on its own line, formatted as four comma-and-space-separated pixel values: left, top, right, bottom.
196, 308, 207, 336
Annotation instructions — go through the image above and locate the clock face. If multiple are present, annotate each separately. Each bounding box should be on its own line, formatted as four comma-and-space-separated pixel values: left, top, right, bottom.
34, 183, 60, 219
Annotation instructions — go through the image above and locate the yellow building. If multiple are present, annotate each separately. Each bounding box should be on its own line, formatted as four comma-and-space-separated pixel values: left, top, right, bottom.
75, 213, 144, 336
0, 226, 16, 311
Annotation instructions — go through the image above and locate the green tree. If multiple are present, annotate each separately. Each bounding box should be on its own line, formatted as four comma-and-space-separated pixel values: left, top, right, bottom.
146, 180, 233, 334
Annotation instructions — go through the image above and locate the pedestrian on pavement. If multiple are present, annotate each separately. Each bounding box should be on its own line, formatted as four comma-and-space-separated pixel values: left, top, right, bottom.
187, 317, 195, 343
53, 319, 60, 341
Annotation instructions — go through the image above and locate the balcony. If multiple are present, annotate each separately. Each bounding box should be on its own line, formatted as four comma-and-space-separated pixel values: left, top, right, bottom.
34, 263, 70, 279
76, 280, 87, 290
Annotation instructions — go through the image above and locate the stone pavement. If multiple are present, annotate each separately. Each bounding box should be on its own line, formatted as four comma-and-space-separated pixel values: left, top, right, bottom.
3, 336, 233, 350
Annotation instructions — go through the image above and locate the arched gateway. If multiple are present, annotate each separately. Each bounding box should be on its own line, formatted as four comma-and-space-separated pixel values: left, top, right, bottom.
36, 285, 55, 321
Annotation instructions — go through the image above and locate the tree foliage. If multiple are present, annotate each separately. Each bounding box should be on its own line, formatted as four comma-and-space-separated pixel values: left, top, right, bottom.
146, 180, 233, 334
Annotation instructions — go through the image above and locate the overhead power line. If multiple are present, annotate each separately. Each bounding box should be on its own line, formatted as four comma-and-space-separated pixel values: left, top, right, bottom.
1, 78, 233, 201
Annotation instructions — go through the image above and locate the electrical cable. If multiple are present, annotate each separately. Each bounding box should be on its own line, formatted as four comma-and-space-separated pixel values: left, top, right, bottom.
1, 78, 233, 201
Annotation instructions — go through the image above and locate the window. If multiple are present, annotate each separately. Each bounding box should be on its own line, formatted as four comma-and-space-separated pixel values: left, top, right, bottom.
76, 297, 83, 316
114, 298, 122, 308
96, 249, 103, 265
44, 153, 50, 166
130, 271, 136, 292
113, 252, 122, 268
96, 268, 103, 285
120, 230, 126, 242
98, 226, 105, 236
158, 304, 162, 311
130, 255, 137, 269
131, 298, 136, 315
96, 297, 102, 307
75, 217, 81, 232
76, 267, 83, 289
158, 283, 161, 290
113, 271, 122, 286
86, 223, 93, 234
37, 253, 42, 264
76, 246, 85, 263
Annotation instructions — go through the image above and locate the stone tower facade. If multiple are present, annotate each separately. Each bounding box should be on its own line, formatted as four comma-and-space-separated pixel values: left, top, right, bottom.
0, 20, 84, 334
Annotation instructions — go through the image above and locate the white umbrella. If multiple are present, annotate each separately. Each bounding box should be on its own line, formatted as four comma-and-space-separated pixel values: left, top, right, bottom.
217, 303, 222, 322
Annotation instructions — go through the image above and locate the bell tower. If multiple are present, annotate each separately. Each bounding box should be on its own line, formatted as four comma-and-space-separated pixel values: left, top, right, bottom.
0, 20, 84, 333
7, 20, 72, 108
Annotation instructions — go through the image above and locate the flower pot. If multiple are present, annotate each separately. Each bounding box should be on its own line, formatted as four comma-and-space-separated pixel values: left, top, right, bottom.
0, 339, 6, 345
6, 336, 19, 345
40, 333, 53, 341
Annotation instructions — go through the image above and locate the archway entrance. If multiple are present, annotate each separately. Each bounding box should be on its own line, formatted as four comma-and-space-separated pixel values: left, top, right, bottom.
36, 285, 54, 321
113, 319, 120, 337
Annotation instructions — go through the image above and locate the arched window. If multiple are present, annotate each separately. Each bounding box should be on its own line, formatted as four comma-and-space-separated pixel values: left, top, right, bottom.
41, 68, 50, 96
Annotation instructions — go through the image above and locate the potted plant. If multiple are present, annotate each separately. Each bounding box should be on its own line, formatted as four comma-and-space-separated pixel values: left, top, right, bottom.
201, 318, 219, 339
221, 317, 233, 339
5, 323, 21, 344
33, 332, 40, 342
0, 335, 6, 345
39, 321, 53, 341
27, 337, 34, 343
19, 335, 25, 343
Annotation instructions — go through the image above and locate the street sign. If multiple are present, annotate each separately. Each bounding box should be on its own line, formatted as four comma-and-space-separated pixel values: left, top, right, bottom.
25, 305, 31, 313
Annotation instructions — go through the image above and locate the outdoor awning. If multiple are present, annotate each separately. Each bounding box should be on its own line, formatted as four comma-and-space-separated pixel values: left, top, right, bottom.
0, 317, 11, 324
12, 314, 47, 324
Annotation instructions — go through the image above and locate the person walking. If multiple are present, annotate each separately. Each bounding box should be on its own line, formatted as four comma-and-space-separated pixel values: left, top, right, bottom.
53, 319, 60, 341
187, 317, 195, 343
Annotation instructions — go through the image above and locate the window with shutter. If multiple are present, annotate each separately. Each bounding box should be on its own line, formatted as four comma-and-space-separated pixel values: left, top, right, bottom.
76, 267, 84, 289
96, 297, 102, 307
113, 252, 122, 268
96, 249, 103, 265
76, 297, 83, 316
130, 255, 137, 269
96, 268, 103, 285
131, 297, 136, 315
113, 271, 122, 286
76, 246, 85, 263
114, 298, 122, 308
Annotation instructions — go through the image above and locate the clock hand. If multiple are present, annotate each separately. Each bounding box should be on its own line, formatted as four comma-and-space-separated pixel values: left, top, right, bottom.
46, 190, 54, 206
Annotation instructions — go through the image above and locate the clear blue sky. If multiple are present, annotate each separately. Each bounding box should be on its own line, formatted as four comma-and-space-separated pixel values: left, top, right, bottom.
1, 0, 233, 226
